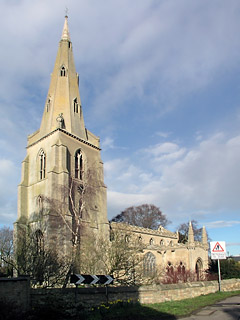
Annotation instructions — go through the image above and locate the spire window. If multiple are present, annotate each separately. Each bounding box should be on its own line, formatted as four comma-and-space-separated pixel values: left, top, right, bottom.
73, 98, 79, 113
60, 66, 66, 77
75, 149, 83, 180
39, 150, 46, 180
46, 98, 51, 112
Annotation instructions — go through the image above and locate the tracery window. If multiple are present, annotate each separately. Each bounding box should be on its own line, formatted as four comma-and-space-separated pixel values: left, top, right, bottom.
60, 66, 66, 77
39, 150, 46, 180
143, 252, 156, 277
75, 149, 83, 179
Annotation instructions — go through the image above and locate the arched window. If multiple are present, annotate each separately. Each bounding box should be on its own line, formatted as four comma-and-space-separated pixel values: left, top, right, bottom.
75, 149, 83, 179
35, 230, 44, 254
39, 150, 46, 180
73, 98, 78, 113
149, 238, 154, 245
160, 239, 164, 246
143, 252, 156, 277
60, 66, 66, 77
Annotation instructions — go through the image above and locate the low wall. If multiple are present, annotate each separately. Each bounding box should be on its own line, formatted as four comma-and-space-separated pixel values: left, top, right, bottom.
0, 276, 30, 311
0, 277, 239, 312
31, 279, 240, 307
139, 279, 240, 303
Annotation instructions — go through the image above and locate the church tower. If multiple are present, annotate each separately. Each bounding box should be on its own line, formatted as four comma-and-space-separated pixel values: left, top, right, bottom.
15, 16, 109, 264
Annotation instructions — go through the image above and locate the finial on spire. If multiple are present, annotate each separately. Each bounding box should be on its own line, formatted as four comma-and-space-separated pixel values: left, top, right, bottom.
61, 12, 70, 41
65, 7, 69, 17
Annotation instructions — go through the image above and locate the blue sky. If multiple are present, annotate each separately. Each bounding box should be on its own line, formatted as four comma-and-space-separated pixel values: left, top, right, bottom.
0, 0, 240, 255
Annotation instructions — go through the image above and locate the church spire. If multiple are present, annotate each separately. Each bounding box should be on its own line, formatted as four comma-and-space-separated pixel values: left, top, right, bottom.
61, 15, 71, 41
37, 16, 87, 141
188, 221, 195, 247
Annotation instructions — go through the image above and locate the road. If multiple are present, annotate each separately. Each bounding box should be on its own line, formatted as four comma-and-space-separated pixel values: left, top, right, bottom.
180, 295, 240, 320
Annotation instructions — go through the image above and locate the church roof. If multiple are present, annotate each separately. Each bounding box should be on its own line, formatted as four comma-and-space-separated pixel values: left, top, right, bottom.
110, 221, 178, 239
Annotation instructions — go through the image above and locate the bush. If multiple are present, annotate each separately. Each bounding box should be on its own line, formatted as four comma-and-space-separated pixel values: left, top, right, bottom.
208, 259, 240, 279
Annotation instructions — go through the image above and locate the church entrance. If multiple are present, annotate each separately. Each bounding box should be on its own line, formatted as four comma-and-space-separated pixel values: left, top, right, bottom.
195, 258, 203, 280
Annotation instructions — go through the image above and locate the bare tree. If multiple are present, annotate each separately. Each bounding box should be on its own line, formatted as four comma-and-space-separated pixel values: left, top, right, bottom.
111, 204, 170, 230
0, 226, 13, 276
80, 228, 144, 285
15, 226, 70, 287
38, 166, 103, 280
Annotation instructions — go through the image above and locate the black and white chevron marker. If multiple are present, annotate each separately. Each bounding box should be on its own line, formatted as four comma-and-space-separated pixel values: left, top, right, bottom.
70, 274, 114, 285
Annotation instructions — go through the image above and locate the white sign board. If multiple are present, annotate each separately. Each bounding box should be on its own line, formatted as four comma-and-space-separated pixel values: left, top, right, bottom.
210, 241, 226, 260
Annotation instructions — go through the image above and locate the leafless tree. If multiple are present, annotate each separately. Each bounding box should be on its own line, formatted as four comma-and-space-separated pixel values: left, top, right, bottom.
111, 204, 170, 230
0, 226, 13, 276
15, 226, 70, 287
80, 228, 145, 285
38, 166, 103, 281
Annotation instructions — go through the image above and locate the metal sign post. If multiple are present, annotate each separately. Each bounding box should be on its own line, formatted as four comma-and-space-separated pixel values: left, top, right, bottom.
217, 259, 221, 292
210, 241, 226, 292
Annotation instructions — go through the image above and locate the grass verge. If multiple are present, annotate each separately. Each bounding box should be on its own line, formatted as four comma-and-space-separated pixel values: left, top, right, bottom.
87, 290, 240, 320
147, 290, 240, 318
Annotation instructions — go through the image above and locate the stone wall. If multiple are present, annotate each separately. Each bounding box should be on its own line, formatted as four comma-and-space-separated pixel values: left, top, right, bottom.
139, 279, 240, 304
0, 277, 30, 311
31, 279, 240, 308
1, 277, 239, 312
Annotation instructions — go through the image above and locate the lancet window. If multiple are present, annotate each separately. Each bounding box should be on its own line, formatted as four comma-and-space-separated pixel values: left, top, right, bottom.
39, 150, 46, 180
46, 98, 51, 112
75, 149, 83, 180
73, 98, 79, 113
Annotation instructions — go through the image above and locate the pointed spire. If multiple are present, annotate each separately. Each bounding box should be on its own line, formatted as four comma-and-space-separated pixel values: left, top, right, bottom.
37, 15, 87, 141
201, 226, 208, 248
188, 221, 194, 245
61, 15, 70, 41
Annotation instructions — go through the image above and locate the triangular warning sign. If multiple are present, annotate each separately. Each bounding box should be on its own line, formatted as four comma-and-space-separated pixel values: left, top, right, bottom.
212, 242, 224, 252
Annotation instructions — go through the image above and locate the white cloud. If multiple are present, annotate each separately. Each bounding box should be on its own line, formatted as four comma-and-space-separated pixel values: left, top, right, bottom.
226, 243, 240, 247
106, 132, 240, 222
206, 221, 240, 229
101, 137, 115, 150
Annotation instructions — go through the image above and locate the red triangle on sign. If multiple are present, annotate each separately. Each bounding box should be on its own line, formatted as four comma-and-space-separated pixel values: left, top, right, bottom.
212, 242, 224, 252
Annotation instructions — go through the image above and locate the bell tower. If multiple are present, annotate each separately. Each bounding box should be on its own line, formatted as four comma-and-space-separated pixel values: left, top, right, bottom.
14, 16, 109, 263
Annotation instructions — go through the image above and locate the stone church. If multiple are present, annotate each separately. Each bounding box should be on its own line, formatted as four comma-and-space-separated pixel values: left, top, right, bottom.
14, 16, 208, 280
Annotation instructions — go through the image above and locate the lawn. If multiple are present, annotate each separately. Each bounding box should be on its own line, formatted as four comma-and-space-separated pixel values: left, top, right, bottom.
87, 290, 240, 320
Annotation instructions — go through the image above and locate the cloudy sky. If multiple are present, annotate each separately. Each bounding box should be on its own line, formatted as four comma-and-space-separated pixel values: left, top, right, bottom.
0, 0, 240, 255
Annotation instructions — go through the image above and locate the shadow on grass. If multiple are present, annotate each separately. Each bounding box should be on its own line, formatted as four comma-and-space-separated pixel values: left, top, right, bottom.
93, 303, 177, 320
0, 299, 177, 320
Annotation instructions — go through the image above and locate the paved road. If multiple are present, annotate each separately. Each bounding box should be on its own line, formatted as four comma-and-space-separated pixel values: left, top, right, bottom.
180, 295, 240, 320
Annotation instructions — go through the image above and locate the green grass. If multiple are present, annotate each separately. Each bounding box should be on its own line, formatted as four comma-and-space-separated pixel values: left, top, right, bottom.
87, 290, 240, 320
147, 290, 240, 317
